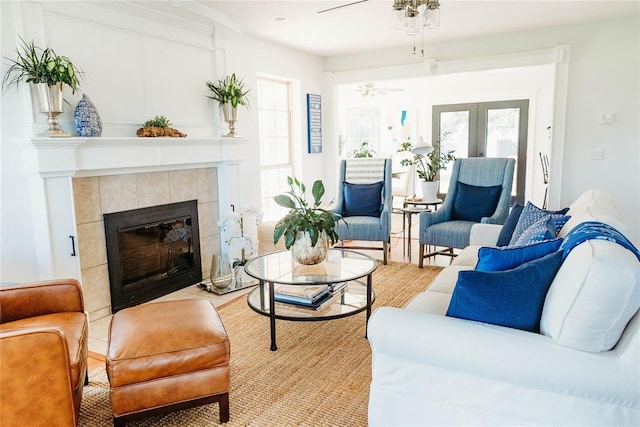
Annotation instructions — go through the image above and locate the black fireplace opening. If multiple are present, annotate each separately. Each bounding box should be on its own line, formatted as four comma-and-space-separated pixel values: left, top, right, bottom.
104, 200, 202, 312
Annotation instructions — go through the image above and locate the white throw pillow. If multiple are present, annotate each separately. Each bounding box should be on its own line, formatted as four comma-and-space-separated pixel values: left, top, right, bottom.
540, 240, 640, 352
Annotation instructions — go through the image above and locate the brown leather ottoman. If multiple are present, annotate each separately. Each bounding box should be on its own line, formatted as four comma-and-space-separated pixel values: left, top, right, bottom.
106, 299, 230, 426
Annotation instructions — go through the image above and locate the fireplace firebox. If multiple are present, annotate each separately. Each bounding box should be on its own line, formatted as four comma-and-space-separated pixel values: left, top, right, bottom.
104, 200, 202, 312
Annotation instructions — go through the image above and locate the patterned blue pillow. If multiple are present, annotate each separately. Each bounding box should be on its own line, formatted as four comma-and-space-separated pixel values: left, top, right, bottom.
512, 214, 570, 246
509, 202, 569, 246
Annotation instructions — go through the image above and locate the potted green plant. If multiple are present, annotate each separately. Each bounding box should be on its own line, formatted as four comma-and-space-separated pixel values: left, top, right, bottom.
2, 37, 83, 137
348, 141, 377, 158
273, 177, 342, 265
136, 115, 186, 137
205, 73, 250, 137
397, 136, 455, 201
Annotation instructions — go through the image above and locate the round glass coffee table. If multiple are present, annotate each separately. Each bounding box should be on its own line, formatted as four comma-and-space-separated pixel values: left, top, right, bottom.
244, 249, 378, 351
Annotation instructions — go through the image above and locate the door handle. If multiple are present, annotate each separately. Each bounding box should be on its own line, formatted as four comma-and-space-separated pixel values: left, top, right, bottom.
69, 235, 77, 256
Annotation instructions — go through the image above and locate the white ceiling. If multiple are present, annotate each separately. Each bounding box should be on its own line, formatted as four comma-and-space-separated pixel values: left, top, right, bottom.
194, 0, 639, 57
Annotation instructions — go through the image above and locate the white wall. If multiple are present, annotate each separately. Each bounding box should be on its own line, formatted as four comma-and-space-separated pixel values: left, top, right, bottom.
1, 2, 40, 282
324, 16, 640, 244
218, 35, 325, 211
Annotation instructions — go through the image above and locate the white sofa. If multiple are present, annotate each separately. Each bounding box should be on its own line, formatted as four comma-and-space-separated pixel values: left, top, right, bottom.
368, 190, 640, 426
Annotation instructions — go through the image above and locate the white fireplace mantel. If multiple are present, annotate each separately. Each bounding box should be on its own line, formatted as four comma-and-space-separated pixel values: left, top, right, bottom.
23, 137, 244, 177
22, 136, 244, 281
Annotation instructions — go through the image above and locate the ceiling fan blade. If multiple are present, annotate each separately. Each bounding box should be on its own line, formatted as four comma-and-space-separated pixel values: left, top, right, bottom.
317, 0, 368, 14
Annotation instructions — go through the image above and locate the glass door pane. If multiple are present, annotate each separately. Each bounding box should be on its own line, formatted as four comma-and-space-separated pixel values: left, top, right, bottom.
434, 100, 528, 204
438, 110, 470, 194
486, 107, 521, 197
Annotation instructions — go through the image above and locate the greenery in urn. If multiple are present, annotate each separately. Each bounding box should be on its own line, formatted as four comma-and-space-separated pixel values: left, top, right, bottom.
205, 73, 251, 109
397, 135, 456, 182
2, 37, 82, 94
273, 177, 342, 249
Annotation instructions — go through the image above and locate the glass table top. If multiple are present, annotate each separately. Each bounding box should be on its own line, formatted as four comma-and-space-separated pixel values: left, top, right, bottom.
244, 249, 377, 285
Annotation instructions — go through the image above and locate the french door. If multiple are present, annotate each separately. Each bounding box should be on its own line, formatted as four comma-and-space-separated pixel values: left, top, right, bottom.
433, 100, 528, 204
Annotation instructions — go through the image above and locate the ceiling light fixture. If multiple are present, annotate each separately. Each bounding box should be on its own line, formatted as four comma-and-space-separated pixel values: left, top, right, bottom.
392, 0, 440, 56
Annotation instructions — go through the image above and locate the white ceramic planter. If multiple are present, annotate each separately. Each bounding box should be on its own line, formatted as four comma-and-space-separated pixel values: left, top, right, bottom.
421, 180, 439, 202
291, 231, 328, 265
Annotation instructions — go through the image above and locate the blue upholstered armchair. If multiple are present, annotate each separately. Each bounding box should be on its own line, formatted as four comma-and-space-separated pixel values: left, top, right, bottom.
417, 157, 515, 267
331, 158, 393, 264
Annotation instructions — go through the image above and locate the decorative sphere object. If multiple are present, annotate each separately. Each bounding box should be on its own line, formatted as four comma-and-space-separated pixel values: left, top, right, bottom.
74, 94, 102, 137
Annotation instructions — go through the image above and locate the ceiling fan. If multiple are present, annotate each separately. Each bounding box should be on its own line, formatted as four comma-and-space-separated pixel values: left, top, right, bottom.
345, 82, 405, 97
317, 0, 368, 14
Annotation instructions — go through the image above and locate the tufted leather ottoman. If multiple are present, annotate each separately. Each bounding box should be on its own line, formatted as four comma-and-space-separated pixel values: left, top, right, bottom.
106, 299, 230, 426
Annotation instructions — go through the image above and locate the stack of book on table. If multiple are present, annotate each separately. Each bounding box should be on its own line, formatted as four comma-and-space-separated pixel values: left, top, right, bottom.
273, 284, 333, 309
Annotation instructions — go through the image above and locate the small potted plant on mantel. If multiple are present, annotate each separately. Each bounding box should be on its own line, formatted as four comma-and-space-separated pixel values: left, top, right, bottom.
397, 135, 455, 202
136, 115, 187, 138
2, 37, 83, 137
205, 73, 250, 138
273, 177, 342, 265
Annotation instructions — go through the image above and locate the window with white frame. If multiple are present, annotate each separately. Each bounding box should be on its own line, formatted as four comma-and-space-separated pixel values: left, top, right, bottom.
257, 77, 293, 222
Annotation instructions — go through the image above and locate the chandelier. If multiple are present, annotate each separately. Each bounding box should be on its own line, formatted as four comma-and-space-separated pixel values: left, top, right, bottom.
392, 0, 441, 56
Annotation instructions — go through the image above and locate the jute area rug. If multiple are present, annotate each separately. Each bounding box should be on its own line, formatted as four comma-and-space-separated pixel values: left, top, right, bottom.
79, 262, 442, 426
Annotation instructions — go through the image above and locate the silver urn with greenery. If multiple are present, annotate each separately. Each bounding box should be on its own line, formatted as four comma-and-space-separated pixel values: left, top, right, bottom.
205, 73, 250, 137
2, 37, 82, 137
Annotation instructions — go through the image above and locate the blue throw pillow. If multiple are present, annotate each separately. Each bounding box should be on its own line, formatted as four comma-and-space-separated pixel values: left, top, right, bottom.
476, 238, 562, 272
547, 215, 571, 237
446, 251, 564, 332
496, 203, 525, 247
451, 182, 502, 222
342, 181, 383, 217
512, 214, 570, 246
509, 202, 569, 246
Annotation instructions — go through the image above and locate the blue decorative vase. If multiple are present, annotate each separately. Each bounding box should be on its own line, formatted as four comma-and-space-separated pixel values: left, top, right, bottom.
74, 94, 102, 137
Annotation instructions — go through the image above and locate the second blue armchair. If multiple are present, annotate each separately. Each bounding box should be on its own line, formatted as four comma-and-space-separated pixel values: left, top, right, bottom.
417, 157, 515, 267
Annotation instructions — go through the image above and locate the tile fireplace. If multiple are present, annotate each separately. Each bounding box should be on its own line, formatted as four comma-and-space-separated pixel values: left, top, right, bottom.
104, 200, 202, 312
23, 137, 244, 320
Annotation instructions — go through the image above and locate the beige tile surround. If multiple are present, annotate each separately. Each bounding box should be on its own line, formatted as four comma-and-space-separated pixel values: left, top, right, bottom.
73, 167, 221, 321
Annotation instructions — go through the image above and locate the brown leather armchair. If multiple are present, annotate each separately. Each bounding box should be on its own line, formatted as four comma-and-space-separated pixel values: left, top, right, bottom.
0, 279, 89, 427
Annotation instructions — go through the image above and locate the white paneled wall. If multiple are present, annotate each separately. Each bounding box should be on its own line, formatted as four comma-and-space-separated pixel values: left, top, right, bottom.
30, 1, 221, 137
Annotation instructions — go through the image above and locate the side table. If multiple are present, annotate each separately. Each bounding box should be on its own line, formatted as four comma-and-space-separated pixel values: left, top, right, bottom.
403, 198, 443, 210
400, 199, 442, 261
400, 207, 430, 261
